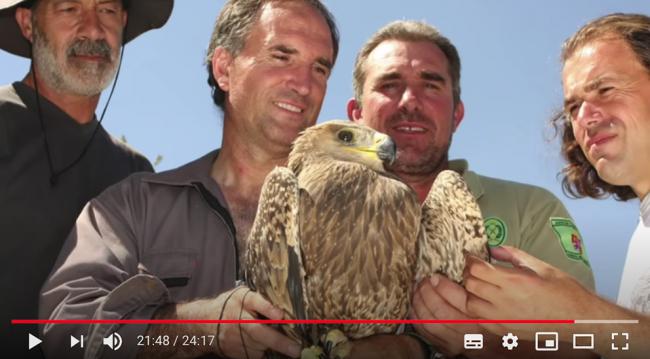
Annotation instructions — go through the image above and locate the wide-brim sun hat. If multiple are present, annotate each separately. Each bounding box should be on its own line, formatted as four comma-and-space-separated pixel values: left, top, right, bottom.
0, 0, 174, 58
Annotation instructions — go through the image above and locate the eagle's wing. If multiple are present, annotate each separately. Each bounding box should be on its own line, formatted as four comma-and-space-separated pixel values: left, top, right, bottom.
245, 167, 308, 342
417, 170, 488, 283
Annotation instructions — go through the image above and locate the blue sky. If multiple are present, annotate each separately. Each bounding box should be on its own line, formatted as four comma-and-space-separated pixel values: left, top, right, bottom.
2, 0, 648, 300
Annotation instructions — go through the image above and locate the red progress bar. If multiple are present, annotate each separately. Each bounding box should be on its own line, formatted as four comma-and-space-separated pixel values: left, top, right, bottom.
12, 319, 575, 325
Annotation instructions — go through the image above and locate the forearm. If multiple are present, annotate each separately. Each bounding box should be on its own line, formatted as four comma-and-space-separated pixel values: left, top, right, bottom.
544, 294, 650, 358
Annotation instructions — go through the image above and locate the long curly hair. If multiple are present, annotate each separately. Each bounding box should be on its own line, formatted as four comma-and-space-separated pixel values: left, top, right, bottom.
554, 13, 650, 201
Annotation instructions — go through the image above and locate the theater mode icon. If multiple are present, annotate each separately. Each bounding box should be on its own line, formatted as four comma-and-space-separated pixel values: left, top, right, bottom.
573, 333, 594, 349
535, 332, 559, 351
463, 334, 483, 350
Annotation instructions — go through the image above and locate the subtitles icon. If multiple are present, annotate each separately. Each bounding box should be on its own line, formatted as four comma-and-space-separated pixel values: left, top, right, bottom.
463, 334, 483, 350
573, 334, 594, 350
611, 332, 629, 351
535, 332, 559, 351
103, 332, 123, 350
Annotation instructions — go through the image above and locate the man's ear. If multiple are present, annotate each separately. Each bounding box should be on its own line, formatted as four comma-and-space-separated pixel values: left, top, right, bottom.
211, 47, 234, 92
347, 98, 362, 122
452, 100, 465, 132
121, 7, 127, 29
15, 7, 34, 43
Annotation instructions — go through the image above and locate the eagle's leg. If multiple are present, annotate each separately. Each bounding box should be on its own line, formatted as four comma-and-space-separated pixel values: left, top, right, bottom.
322, 329, 352, 359
300, 329, 352, 359
301, 346, 326, 359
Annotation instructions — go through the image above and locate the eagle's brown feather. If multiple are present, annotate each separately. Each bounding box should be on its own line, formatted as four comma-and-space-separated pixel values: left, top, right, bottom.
245, 120, 488, 351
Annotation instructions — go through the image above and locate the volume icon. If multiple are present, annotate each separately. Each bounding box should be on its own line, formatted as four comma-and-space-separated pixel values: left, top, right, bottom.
103, 332, 123, 350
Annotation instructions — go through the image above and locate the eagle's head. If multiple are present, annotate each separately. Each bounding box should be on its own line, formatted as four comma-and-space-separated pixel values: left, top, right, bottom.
289, 120, 396, 174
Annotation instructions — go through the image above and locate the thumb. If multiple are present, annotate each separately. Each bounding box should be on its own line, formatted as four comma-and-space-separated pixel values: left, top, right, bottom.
490, 246, 551, 276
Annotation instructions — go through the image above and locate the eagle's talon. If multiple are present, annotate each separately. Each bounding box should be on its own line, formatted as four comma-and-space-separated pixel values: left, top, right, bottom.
322, 329, 351, 359
301, 346, 324, 359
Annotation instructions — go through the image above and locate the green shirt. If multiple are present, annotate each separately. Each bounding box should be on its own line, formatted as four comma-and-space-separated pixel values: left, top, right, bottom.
452, 159, 595, 290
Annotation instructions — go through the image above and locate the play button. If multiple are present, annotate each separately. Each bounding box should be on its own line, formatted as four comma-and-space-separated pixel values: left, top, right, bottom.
28, 333, 42, 350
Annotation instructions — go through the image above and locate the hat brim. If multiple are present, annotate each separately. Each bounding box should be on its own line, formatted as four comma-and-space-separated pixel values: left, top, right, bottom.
0, 0, 174, 58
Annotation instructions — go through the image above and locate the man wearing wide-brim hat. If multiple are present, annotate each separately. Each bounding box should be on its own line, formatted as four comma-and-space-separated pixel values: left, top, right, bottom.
0, 1, 172, 357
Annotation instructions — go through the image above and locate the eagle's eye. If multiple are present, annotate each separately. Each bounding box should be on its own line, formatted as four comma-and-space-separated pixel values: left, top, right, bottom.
338, 130, 354, 143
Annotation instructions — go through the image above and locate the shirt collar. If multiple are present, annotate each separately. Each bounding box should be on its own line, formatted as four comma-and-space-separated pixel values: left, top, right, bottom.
143, 149, 226, 203
640, 193, 650, 226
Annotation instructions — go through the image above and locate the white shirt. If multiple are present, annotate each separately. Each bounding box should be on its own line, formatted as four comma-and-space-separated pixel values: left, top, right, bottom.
617, 194, 650, 313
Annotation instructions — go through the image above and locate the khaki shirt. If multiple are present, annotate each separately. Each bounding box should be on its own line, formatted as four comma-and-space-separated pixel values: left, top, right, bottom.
452, 159, 595, 289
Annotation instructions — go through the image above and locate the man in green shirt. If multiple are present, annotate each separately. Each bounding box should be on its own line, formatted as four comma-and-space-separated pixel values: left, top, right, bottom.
348, 20, 594, 358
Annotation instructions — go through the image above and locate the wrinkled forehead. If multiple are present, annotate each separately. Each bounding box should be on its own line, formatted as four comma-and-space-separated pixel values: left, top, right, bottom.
251, 1, 333, 56
562, 38, 642, 96
365, 40, 450, 80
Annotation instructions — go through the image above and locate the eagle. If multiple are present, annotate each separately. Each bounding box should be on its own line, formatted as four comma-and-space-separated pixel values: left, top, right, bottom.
245, 120, 488, 358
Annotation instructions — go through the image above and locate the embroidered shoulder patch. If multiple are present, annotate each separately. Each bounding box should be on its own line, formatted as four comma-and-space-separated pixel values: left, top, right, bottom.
550, 217, 590, 267
484, 217, 507, 247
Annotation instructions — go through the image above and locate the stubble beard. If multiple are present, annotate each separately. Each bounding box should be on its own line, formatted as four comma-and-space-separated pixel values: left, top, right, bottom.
385, 109, 453, 176
31, 24, 120, 96
389, 139, 451, 176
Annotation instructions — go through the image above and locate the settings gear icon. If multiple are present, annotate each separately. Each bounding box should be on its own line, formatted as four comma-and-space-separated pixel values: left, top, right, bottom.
501, 333, 519, 350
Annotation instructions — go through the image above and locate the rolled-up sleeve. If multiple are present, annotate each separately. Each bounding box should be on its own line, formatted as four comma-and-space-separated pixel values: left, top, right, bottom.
39, 178, 170, 359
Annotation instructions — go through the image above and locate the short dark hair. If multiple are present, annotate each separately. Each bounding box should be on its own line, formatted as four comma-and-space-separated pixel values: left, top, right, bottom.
205, 0, 339, 112
353, 20, 461, 106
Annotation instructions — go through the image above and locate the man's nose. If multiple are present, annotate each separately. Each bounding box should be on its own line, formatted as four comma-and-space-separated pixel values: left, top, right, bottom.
399, 87, 420, 112
78, 10, 105, 40
287, 65, 313, 97
575, 101, 607, 130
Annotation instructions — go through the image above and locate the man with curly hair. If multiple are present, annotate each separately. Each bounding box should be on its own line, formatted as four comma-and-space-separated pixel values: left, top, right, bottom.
463, 13, 650, 358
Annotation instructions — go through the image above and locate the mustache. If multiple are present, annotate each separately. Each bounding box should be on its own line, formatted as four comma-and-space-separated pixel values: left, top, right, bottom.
586, 119, 615, 137
387, 108, 432, 126
67, 39, 112, 60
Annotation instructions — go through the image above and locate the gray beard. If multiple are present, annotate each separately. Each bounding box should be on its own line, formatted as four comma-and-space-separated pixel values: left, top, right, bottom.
32, 28, 119, 96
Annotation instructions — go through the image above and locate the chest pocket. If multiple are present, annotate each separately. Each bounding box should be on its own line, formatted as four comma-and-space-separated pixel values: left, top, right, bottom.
140, 249, 197, 299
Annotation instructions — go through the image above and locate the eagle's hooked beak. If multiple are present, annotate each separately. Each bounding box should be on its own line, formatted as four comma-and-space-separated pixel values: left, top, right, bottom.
376, 134, 396, 166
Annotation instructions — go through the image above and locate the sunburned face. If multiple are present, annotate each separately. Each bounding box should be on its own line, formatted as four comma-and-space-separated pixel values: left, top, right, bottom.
563, 37, 650, 196
215, 1, 334, 152
350, 40, 463, 177
23, 0, 127, 96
